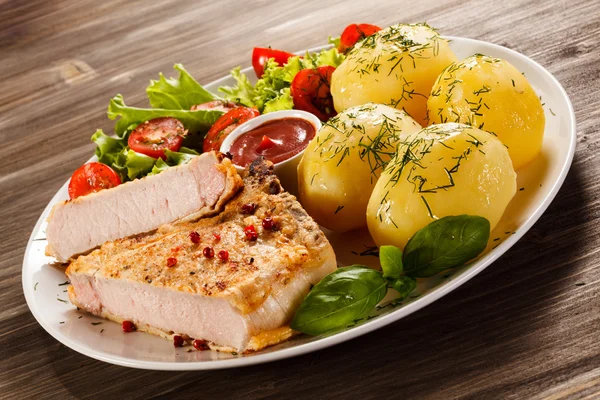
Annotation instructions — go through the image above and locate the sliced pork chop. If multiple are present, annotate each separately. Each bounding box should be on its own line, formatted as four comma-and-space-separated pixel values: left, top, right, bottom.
46, 152, 242, 263
66, 159, 337, 353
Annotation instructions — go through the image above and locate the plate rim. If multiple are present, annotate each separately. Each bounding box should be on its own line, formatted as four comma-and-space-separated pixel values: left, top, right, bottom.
21, 36, 577, 371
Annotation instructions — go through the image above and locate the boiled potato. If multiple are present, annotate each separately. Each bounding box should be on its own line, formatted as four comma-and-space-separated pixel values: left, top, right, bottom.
367, 123, 516, 249
298, 103, 421, 232
331, 23, 457, 126
426, 54, 545, 170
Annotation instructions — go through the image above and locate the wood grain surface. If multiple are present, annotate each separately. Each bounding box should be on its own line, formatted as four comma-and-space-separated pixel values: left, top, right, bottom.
1, 0, 599, 398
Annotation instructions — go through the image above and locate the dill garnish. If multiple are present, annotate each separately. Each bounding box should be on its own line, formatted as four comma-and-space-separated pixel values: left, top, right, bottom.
421, 196, 434, 218
474, 85, 491, 96
351, 245, 380, 258
310, 173, 318, 185
317, 106, 409, 178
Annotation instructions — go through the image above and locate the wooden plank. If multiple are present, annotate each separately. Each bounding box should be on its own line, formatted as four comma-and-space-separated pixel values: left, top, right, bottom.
1, 0, 599, 398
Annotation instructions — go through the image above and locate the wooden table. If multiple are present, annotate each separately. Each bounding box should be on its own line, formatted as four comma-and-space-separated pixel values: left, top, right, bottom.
2, 0, 599, 398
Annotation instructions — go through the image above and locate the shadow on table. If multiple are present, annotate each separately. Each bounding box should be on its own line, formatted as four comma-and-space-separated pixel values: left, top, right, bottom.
45, 164, 592, 400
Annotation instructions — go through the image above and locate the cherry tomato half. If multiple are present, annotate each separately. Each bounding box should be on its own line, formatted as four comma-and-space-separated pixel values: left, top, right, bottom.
68, 162, 122, 199
338, 23, 382, 54
290, 66, 336, 121
190, 100, 238, 113
252, 47, 296, 78
203, 107, 260, 152
127, 117, 186, 159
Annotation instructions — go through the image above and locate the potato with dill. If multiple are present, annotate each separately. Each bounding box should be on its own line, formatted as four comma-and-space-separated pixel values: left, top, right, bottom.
298, 103, 421, 232
330, 23, 457, 126
426, 54, 545, 170
367, 123, 517, 249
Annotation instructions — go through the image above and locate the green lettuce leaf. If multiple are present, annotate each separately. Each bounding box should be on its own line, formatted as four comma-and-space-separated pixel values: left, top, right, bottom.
280, 56, 304, 82
108, 94, 223, 137
92, 128, 201, 181
263, 88, 294, 113
91, 129, 127, 166
175, 146, 200, 155
315, 48, 345, 68
149, 158, 169, 176
217, 67, 256, 108
146, 64, 217, 110
218, 48, 345, 114
148, 148, 199, 176
328, 36, 341, 49
123, 148, 200, 180
123, 149, 157, 180
165, 148, 197, 164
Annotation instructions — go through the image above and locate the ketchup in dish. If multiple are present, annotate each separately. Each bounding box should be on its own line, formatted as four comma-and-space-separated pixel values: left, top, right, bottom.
229, 118, 316, 167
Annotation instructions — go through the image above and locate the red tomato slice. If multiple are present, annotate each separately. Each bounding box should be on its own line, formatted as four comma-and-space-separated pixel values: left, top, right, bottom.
190, 100, 238, 113
290, 66, 336, 121
338, 23, 382, 53
203, 107, 260, 152
128, 117, 186, 159
252, 47, 296, 78
68, 162, 121, 199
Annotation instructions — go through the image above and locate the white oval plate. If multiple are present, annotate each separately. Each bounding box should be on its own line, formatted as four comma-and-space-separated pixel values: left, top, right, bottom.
22, 37, 576, 370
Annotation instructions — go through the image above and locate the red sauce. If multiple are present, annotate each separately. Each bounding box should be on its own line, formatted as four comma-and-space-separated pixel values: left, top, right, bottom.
229, 118, 316, 167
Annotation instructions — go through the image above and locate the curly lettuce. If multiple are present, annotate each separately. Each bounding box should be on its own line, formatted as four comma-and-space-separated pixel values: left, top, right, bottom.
92, 127, 201, 181
218, 48, 345, 113
148, 148, 199, 176
89, 63, 223, 182
146, 64, 217, 110
328, 36, 341, 50
108, 94, 223, 138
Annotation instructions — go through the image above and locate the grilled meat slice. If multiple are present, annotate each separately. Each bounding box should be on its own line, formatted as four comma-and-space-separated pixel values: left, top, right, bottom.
66, 158, 337, 353
47, 152, 242, 262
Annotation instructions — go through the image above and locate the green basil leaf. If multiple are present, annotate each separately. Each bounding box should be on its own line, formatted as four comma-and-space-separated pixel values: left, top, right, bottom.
146, 64, 217, 110
390, 276, 417, 299
291, 266, 388, 335
403, 215, 490, 278
379, 245, 403, 279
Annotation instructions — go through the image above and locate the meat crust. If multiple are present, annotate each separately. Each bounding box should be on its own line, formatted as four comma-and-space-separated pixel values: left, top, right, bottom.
67, 158, 337, 352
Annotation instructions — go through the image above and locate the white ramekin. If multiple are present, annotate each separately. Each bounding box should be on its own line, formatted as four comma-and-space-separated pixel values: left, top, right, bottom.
220, 110, 322, 195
